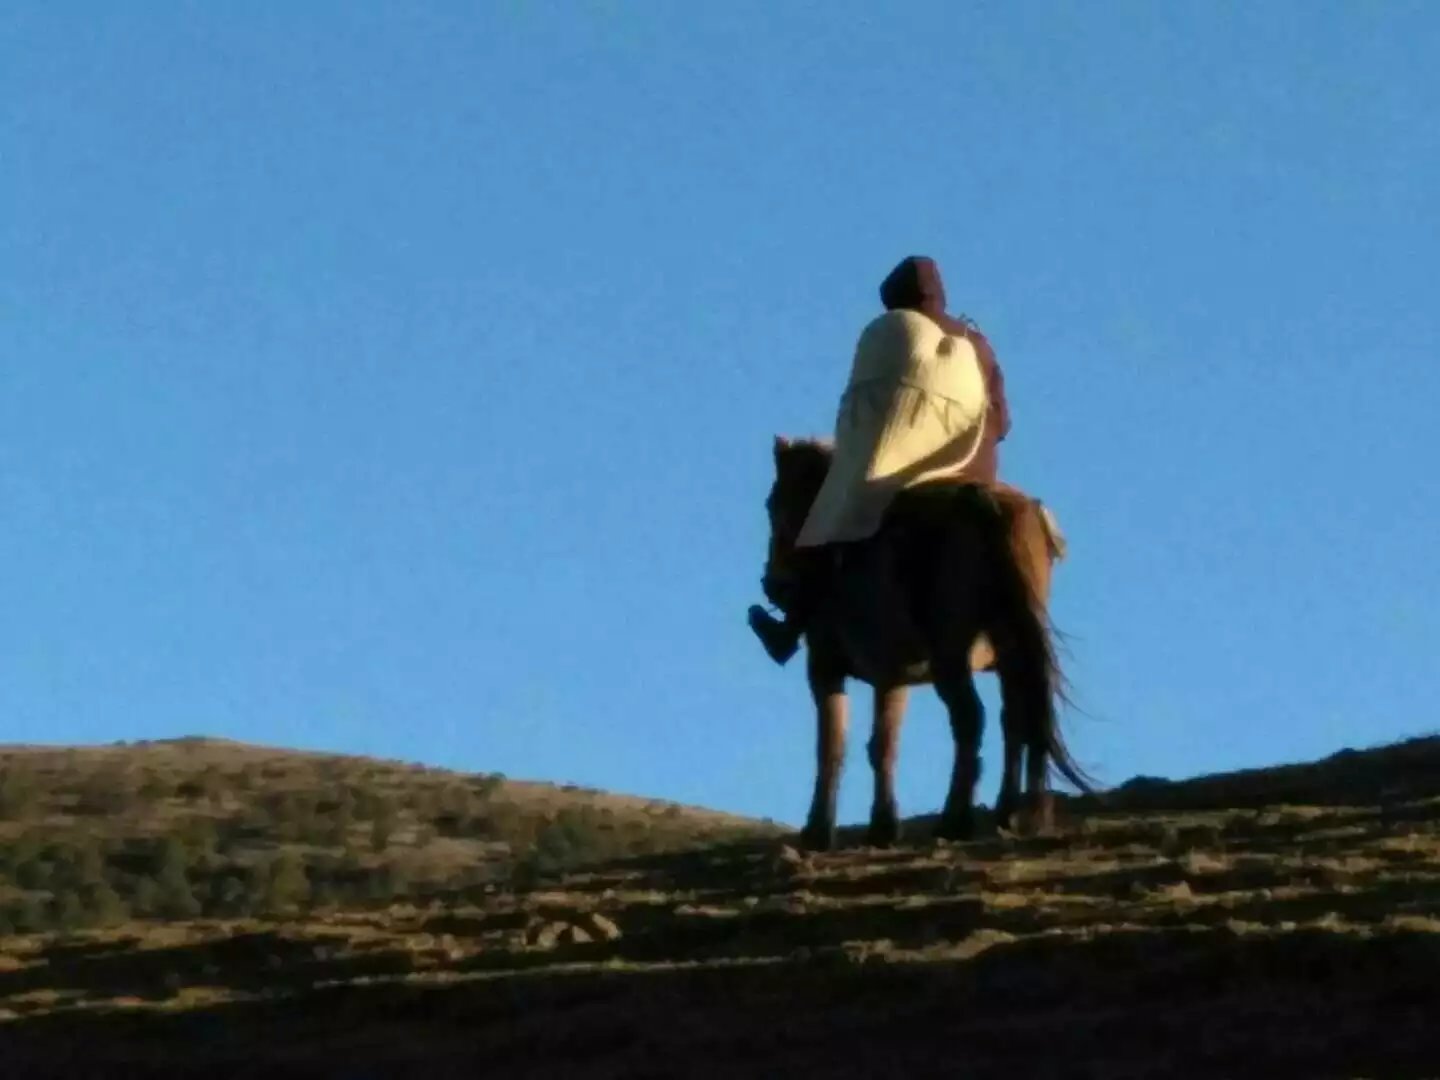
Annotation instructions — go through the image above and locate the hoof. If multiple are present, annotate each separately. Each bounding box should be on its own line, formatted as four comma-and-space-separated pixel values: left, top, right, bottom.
800, 823, 837, 853
867, 798, 902, 848
934, 814, 977, 843
993, 801, 1018, 836
866, 818, 902, 849
1011, 797, 1057, 838
1012, 814, 1056, 839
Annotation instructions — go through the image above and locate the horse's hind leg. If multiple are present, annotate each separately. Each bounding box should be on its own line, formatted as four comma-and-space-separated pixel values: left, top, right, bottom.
866, 685, 907, 847
1023, 726, 1056, 835
800, 645, 848, 853
934, 661, 984, 842
997, 651, 1056, 837
994, 705, 1024, 833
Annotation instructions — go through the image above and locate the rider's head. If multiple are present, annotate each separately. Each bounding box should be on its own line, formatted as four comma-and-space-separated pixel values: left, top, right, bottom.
879, 256, 947, 319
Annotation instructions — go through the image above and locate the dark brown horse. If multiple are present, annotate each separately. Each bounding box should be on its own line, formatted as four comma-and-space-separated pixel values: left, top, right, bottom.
761, 436, 1092, 851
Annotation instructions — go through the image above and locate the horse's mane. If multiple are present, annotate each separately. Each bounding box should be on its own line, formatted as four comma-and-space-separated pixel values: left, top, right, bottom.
774, 435, 834, 468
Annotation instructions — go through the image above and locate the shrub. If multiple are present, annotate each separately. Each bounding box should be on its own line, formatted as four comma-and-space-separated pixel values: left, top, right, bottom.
51, 889, 87, 932
138, 771, 172, 801
84, 881, 129, 926
0, 767, 40, 820
264, 852, 311, 914
75, 769, 139, 816
474, 774, 506, 800
370, 801, 398, 853
6, 895, 48, 934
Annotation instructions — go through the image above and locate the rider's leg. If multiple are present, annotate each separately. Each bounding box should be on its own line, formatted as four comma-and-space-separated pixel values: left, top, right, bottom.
747, 547, 828, 666
747, 605, 803, 666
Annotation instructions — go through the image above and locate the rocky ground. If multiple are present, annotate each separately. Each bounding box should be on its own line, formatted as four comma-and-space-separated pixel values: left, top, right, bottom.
1, 738, 1438, 1077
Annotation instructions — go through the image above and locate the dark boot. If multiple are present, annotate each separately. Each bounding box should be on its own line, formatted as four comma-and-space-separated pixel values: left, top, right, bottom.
747, 605, 803, 666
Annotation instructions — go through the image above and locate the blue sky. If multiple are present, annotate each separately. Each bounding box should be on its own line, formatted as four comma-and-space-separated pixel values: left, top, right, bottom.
3, 2, 1437, 825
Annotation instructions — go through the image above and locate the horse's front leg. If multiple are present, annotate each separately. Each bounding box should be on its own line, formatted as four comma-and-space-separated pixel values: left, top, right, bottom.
935, 661, 985, 842
866, 685, 908, 847
800, 646, 848, 853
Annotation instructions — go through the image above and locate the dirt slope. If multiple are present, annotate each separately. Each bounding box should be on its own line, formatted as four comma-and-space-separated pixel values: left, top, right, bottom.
2, 737, 1438, 1077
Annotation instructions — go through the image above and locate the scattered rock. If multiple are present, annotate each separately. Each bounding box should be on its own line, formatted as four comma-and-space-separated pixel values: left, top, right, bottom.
772, 845, 810, 877
558, 925, 593, 946
1180, 851, 1229, 876
525, 922, 565, 949
579, 912, 622, 941
525, 919, 601, 949
1152, 880, 1195, 902
674, 903, 739, 919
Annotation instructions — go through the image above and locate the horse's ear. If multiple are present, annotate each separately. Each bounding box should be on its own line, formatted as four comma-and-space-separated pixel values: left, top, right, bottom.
773, 434, 791, 459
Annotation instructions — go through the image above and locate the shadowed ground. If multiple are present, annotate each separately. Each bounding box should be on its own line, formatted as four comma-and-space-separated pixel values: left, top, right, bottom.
2, 739, 1439, 1077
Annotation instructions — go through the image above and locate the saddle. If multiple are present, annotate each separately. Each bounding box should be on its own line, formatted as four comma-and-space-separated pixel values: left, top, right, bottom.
764, 480, 1065, 627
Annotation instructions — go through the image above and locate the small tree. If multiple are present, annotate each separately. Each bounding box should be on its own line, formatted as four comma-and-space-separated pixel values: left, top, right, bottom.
474, 774, 505, 801
366, 861, 408, 904
14, 853, 54, 891
264, 852, 310, 914
130, 874, 162, 917
309, 877, 339, 911
154, 838, 200, 919
212, 874, 252, 917
84, 881, 129, 926
51, 889, 87, 932
69, 836, 109, 889
7, 895, 48, 934
5, 828, 44, 871
322, 802, 354, 848
178, 817, 219, 860
370, 800, 398, 853
280, 794, 319, 843
156, 875, 201, 919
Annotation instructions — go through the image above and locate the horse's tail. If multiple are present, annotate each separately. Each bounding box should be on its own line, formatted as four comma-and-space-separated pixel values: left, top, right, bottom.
970, 489, 1095, 795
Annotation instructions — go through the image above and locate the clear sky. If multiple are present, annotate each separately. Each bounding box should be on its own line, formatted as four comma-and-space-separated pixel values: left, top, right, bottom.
4, 2, 1437, 825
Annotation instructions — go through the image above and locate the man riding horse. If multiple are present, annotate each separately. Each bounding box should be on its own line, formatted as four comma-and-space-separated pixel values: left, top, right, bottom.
748, 254, 1023, 665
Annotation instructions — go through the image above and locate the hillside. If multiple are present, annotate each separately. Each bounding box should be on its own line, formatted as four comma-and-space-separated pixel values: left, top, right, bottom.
2, 736, 1439, 1077
0, 737, 784, 934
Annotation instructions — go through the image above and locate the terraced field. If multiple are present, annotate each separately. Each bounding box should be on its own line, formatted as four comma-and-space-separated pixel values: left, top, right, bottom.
2, 738, 1439, 1077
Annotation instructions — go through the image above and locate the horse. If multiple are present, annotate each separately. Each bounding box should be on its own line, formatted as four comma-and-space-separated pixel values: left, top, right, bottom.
760, 436, 1092, 851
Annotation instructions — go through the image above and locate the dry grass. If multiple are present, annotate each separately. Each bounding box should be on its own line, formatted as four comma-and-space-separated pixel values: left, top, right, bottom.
0, 738, 784, 932
1, 736, 1439, 1077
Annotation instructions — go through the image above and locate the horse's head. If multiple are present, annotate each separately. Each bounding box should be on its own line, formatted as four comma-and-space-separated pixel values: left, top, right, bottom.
759, 435, 832, 612
765, 435, 833, 551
